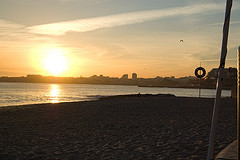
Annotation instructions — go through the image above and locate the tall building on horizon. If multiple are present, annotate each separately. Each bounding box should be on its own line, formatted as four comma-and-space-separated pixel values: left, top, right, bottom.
121, 74, 128, 80
132, 73, 137, 80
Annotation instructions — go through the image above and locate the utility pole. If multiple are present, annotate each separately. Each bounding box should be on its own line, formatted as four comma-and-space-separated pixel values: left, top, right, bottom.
207, 0, 232, 159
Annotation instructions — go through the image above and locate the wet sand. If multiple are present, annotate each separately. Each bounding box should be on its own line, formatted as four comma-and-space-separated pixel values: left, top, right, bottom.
0, 95, 236, 159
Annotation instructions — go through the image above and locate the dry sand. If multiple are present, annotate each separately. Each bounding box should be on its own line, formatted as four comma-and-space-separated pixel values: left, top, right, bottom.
0, 95, 236, 160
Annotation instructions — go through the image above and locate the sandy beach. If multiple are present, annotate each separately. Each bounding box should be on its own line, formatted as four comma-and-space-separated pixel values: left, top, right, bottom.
0, 95, 236, 160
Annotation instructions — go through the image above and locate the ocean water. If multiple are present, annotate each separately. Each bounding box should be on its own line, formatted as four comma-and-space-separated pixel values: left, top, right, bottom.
0, 82, 231, 107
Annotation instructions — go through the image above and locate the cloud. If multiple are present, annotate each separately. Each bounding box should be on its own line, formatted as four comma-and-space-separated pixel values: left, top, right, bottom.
27, 2, 225, 36
202, 58, 235, 62
0, 20, 25, 39
0, 19, 57, 49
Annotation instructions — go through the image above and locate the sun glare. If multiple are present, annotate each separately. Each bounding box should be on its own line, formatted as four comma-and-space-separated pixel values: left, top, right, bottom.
49, 84, 60, 103
44, 49, 67, 76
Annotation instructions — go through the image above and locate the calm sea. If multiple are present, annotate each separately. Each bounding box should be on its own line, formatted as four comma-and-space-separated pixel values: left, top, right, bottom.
0, 82, 231, 107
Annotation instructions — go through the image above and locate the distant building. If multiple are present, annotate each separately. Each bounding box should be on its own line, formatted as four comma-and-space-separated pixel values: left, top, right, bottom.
225, 67, 237, 79
132, 73, 137, 80
27, 74, 42, 79
121, 74, 128, 80
206, 67, 236, 79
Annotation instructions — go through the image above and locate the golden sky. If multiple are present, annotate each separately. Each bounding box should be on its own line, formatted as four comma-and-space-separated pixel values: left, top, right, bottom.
0, 0, 239, 78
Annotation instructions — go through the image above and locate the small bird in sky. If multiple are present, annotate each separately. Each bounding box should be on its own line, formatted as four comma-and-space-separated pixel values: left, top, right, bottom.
180, 40, 184, 42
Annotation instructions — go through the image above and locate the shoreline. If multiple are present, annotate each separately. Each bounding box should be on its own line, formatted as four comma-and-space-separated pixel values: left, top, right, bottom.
0, 93, 233, 109
0, 95, 236, 159
0, 93, 217, 109
0, 83, 232, 107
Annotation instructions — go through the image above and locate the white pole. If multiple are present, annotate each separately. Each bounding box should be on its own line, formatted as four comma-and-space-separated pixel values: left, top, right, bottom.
207, 0, 232, 160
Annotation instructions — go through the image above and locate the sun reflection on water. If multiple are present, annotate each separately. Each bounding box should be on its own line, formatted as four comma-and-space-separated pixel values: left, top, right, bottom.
49, 84, 60, 103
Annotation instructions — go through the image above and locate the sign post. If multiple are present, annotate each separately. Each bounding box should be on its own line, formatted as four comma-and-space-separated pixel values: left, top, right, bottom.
194, 66, 206, 98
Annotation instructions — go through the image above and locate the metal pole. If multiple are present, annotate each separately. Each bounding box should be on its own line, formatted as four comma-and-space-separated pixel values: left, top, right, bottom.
207, 0, 232, 159
199, 62, 202, 98
238, 46, 240, 160
199, 78, 201, 98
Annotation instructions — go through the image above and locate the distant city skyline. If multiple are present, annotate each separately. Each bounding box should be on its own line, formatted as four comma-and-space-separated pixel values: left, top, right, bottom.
0, 67, 236, 91
0, 0, 239, 78
1, 66, 236, 80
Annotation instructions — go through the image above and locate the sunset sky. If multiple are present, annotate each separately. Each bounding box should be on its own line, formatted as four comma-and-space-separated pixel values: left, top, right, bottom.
0, 0, 239, 78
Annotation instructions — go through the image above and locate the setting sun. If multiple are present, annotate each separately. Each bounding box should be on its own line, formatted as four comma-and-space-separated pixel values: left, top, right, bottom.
44, 49, 67, 76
